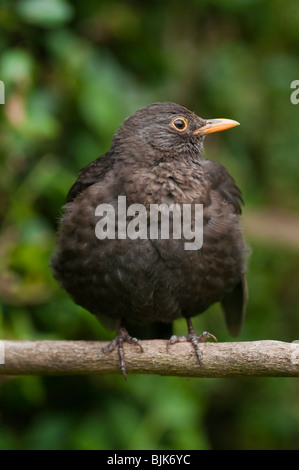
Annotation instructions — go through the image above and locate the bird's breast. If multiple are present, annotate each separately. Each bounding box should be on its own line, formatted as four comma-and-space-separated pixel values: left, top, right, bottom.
121, 161, 207, 207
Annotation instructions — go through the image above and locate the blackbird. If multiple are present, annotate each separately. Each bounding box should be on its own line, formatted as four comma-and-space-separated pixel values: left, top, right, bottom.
51, 102, 248, 378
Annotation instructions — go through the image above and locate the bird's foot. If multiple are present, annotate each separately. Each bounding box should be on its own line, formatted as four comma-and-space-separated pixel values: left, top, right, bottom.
98, 326, 143, 380
167, 319, 217, 365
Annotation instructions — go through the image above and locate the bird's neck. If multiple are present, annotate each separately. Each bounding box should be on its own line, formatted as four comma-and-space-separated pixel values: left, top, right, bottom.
111, 135, 204, 168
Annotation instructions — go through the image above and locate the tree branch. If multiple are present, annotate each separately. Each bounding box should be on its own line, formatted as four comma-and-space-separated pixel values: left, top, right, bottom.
0, 340, 299, 377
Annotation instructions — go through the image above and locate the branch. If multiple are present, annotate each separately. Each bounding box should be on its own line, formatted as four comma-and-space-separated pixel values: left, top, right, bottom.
0, 340, 299, 377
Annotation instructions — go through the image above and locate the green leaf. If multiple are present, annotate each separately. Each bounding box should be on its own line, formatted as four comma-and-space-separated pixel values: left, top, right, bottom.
16, 0, 73, 28
0, 49, 34, 85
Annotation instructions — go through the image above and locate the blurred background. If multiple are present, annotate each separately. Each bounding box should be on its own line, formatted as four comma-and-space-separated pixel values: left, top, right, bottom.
1, 0, 299, 450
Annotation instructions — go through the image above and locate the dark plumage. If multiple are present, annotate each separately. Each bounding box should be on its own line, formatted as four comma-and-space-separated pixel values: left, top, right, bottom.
51, 102, 248, 378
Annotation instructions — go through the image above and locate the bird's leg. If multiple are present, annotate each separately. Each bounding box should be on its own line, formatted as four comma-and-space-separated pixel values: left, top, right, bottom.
167, 318, 217, 365
98, 322, 143, 380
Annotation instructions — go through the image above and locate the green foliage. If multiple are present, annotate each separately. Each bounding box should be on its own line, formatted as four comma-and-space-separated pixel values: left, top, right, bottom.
1, 0, 299, 450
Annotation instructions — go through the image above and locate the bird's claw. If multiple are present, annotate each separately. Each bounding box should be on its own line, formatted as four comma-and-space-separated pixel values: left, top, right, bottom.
98, 326, 143, 380
167, 329, 218, 365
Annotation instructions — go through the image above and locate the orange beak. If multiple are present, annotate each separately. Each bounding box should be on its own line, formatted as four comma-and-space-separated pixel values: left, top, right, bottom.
193, 118, 240, 136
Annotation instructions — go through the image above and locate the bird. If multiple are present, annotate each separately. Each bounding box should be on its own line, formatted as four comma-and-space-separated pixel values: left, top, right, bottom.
51, 102, 248, 379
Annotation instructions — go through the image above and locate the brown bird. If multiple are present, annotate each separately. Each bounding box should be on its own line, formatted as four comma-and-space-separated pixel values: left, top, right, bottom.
51, 102, 248, 378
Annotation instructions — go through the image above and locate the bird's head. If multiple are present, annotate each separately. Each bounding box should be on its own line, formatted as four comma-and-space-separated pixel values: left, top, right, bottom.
112, 102, 239, 159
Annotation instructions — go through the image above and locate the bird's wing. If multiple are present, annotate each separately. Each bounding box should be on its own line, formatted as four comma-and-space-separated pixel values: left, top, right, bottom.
202, 159, 247, 335
221, 273, 248, 337
66, 153, 113, 203
203, 159, 244, 215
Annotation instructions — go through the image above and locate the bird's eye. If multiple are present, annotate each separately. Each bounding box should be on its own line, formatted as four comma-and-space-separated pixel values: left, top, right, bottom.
171, 117, 188, 131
